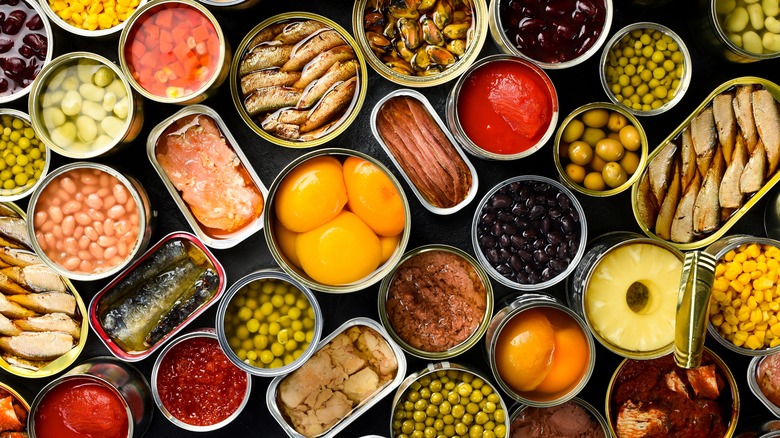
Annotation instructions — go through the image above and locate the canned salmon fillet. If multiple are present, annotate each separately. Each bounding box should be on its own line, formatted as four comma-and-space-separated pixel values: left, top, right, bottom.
633, 77, 780, 249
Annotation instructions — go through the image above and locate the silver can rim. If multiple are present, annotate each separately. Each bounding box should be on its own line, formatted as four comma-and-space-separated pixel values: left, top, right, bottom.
0, 109, 51, 201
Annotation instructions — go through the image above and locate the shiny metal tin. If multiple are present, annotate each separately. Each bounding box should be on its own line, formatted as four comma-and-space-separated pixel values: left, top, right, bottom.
390, 362, 510, 436
370, 89, 479, 215
0, 201, 88, 378
488, 0, 613, 69
118, 0, 231, 105
88, 232, 225, 361
554, 102, 649, 196
352, 0, 488, 87
472, 175, 587, 291
230, 12, 367, 148
446, 54, 559, 161
0, 0, 54, 104
27, 161, 154, 281
692, 0, 780, 63
29, 356, 153, 438
267, 317, 406, 438
39, 0, 148, 38
566, 231, 683, 360
151, 328, 252, 431
28, 52, 144, 159
0, 109, 50, 202
631, 77, 780, 250
605, 348, 740, 438
377, 244, 493, 359
486, 293, 595, 406
215, 269, 322, 377
264, 148, 411, 293
599, 22, 692, 116
508, 397, 609, 436
146, 104, 267, 249
749, 355, 780, 418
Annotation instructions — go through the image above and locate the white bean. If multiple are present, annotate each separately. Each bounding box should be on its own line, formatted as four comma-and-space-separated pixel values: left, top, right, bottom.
60, 90, 82, 117
76, 116, 98, 143
105, 79, 126, 98
102, 92, 117, 112
92, 135, 113, 151
60, 75, 79, 92
76, 62, 95, 83
749, 3, 766, 29
112, 184, 128, 204
42, 107, 66, 128
767, 16, 780, 33
79, 235, 91, 250
763, 31, 780, 50
62, 200, 81, 215
63, 257, 80, 271
42, 91, 65, 109
107, 205, 125, 220
86, 193, 103, 209
744, 30, 764, 52
113, 98, 128, 120
79, 83, 105, 102
81, 100, 106, 120
726, 6, 750, 32
59, 177, 77, 194
746, 0, 761, 3
47, 68, 68, 89
718, 0, 737, 14
764, 0, 780, 16
101, 117, 125, 139
50, 122, 77, 147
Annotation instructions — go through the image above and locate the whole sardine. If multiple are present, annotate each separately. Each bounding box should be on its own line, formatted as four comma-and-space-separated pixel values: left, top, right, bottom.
16, 313, 80, 340
8, 292, 76, 317
281, 30, 345, 72
300, 77, 357, 133
145, 269, 219, 346
0, 331, 73, 360
0, 217, 30, 248
240, 44, 294, 76
274, 20, 328, 45
240, 69, 301, 96
293, 45, 355, 89
753, 88, 780, 176
2, 265, 65, 293
297, 59, 358, 109
245, 86, 302, 117
101, 258, 204, 352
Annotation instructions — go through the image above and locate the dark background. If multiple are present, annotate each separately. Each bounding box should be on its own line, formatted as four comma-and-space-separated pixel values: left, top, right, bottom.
5, 0, 780, 436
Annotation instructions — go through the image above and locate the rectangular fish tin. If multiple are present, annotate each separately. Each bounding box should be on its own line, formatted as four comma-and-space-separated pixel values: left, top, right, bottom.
0, 201, 89, 379
147, 104, 268, 249
631, 76, 780, 250
266, 317, 407, 438
749, 355, 780, 418
370, 88, 479, 215
88, 231, 226, 362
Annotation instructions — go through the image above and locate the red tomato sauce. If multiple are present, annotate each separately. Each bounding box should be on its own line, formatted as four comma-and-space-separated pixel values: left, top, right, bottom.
457, 60, 554, 155
125, 3, 220, 99
33, 377, 129, 438
156, 336, 248, 426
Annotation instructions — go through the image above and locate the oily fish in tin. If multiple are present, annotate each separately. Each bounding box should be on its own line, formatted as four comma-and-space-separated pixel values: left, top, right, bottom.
0, 205, 81, 371
637, 84, 780, 243
238, 19, 359, 142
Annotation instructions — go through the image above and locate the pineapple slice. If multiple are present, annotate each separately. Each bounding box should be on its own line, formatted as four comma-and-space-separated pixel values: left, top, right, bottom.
585, 243, 683, 352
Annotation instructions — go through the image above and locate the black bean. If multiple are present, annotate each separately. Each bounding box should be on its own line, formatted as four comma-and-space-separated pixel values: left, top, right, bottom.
492, 193, 512, 209
496, 264, 513, 275
502, 223, 517, 235
523, 229, 538, 240
491, 221, 502, 237
499, 234, 511, 248
511, 204, 527, 216
516, 272, 529, 284
534, 182, 550, 192
519, 249, 533, 262
514, 218, 528, 230
510, 182, 522, 192
568, 241, 579, 258
550, 259, 569, 272
498, 248, 511, 262
528, 271, 541, 284
486, 248, 500, 264
533, 249, 549, 263
481, 211, 496, 225
519, 185, 531, 201
541, 267, 555, 282
560, 215, 576, 234
548, 207, 562, 219
525, 194, 536, 208
539, 217, 550, 234
510, 234, 526, 249
532, 239, 545, 250
547, 231, 563, 245
557, 243, 569, 259
497, 211, 513, 222
570, 209, 580, 222
510, 255, 523, 272
557, 192, 571, 209
479, 235, 496, 248
528, 205, 546, 220
545, 244, 557, 256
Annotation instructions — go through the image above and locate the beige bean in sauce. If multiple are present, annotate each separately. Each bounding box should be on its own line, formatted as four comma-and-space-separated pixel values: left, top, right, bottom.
33, 168, 140, 274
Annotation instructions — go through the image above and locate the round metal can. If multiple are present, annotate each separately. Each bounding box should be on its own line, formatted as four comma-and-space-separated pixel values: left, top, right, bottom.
605, 348, 739, 438
445, 54, 558, 161
0, 109, 51, 202
485, 293, 596, 407
27, 51, 144, 159
28, 356, 153, 438
215, 269, 323, 377
599, 22, 692, 117
377, 244, 494, 360
553, 102, 649, 197
566, 231, 684, 360
487, 0, 613, 69
151, 328, 251, 431
691, 0, 780, 63
264, 147, 411, 293
508, 397, 609, 437
26, 161, 154, 281
389, 362, 511, 438
352, 0, 488, 87
471, 175, 587, 291
230, 12, 367, 148
118, 0, 231, 105
39, 0, 148, 38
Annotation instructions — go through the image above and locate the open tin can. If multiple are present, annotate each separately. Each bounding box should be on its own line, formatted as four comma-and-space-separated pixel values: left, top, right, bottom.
691, 0, 780, 63
267, 317, 406, 437
28, 356, 153, 438
749, 354, 780, 418
509, 397, 609, 437
147, 104, 267, 249
89, 232, 226, 362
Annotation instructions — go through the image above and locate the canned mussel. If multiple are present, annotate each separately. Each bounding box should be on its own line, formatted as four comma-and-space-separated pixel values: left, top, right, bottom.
633, 77, 780, 250
606, 348, 739, 438
89, 232, 225, 361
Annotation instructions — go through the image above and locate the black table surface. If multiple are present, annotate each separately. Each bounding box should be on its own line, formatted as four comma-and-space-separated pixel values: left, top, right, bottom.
5, 0, 780, 436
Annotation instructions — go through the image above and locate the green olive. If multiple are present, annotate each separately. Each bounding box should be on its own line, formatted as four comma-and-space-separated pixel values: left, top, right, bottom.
567, 141, 593, 166
602, 162, 628, 188
620, 151, 641, 175
595, 138, 626, 162
581, 108, 609, 128
561, 119, 585, 143
607, 111, 628, 132
619, 125, 642, 151
581, 127, 607, 148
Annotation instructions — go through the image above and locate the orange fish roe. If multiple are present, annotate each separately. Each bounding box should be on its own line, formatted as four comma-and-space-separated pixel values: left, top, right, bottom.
124, 3, 220, 99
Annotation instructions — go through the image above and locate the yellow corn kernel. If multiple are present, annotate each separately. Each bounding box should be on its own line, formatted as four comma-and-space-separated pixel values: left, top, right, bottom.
715, 264, 727, 276
770, 259, 780, 271
739, 272, 752, 285
116, 0, 129, 5
97, 13, 112, 28
712, 290, 728, 303
727, 313, 741, 326
749, 296, 759, 309
732, 298, 743, 309
721, 322, 733, 335
772, 302, 780, 312
748, 243, 762, 258
129, 0, 139, 7
734, 330, 749, 342
759, 260, 768, 273
710, 303, 721, 315
729, 279, 744, 292
755, 289, 765, 303
711, 313, 725, 326
734, 337, 746, 347
79, 0, 90, 5
712, 278, 730, 292
767, 290, 774, 302
770, 270, 779, 283
742, 288, 752, 302
51, 0, 67, 11
115, 3, 126, 12
758, 322, 769, 331
740, 321, 756, 331
58, 8, 72, 20
87, 3, 102, 14
767, 246, 780, 258
755, 277, 775, 291
724, 265, 741, 280
771, 338, 780, 348
746, 335, 763, 349
752, 308, 764, 323
71, 12, 83, 24
724, 249, 737, 261
735, 252, 749, 263
752, 270, 763, 279
71, 2, 85, 13
744, 260, 758, 272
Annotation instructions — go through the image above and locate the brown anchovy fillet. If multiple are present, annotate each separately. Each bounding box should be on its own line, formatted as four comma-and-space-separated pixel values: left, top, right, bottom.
293, 45, 356, 89
274, 20, 329, 45
753, 88, 780, 176
655, 159, 681, 241
297, 59, 358, 109
240, 69, 301, 95
300, 77, 357, 133
691, 107, 718, 178
239, 44, 294, 76
244, 86, 302, 117
719, 136, 747, 209
693, 146, 725, 234
247, 22, 288, 49
648, 140, 677, 207
741, 139, 767, 194
281, 30, 345, 72
713, 92, 736, 166
734, 84, 759, 152
636, 172, 658, 229
671, 171, 701, 244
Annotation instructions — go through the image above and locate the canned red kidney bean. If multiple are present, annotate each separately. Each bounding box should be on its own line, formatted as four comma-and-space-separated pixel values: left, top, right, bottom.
33, 167, 140, 274
0, 0, 49, 96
